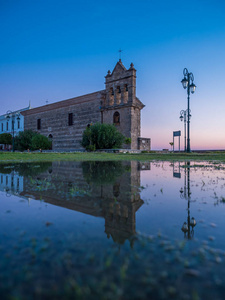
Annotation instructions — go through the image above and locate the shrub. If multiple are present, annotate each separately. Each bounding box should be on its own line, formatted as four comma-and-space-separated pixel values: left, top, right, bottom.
124, 137, 131, 145
0, 133, 12, 146
14, 130, 51, 151
31, 134, 52, 150
81, 123, 124, 151
14, 130, 36, 151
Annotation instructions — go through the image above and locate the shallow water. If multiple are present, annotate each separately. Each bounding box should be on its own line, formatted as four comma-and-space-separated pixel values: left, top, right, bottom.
1, 160, 225, 299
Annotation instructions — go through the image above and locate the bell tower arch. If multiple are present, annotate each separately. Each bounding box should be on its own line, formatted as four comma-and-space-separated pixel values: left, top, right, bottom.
105, 59, 137, 106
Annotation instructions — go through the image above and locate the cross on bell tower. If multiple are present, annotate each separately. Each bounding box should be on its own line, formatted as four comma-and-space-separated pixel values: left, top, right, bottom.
118, 48, 123, 61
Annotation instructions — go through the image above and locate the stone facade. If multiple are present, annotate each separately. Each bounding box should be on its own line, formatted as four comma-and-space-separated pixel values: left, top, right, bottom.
138, 137, 151, 151
22, 92, 103, 150
22, 60, 150, 151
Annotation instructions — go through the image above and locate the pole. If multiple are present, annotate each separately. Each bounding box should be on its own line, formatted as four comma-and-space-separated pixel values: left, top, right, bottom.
12, 118, 15, 152
179, 134, 180, 152
184, 111, 187, 152
187, 161, 191, 238
187, 74, 191, 152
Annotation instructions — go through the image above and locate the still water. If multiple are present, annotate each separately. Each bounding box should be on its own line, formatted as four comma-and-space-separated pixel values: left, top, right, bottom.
1, 160, 225, 299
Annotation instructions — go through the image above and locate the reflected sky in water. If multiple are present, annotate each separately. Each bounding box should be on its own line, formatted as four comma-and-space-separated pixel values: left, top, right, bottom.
1, 161, 225, 299
139, 162, 225, 247
1, 161, 224, 245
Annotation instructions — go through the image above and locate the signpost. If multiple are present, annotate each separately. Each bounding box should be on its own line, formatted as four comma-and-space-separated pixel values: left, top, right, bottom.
173, 131, 181, 152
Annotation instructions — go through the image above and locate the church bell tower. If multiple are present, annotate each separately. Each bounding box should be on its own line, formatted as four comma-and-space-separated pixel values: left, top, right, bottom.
101, 60, 145, 149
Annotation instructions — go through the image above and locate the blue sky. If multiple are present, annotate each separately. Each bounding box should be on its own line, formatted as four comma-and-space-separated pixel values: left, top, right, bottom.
1, 0, 225, 149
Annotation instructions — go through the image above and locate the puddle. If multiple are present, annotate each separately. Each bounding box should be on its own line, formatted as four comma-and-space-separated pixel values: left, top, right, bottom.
1, 160, 225, 299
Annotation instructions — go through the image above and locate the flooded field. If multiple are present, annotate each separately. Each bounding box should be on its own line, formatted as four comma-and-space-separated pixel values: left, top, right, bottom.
1, 160, 225, 299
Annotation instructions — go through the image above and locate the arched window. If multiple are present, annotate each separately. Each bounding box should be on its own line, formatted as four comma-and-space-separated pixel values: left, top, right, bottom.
48, 134, 53, 150
113, 111, 120, 125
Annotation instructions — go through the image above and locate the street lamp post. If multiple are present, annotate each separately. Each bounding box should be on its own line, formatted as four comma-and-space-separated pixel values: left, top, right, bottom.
181, 68, 196, 153
179, 109, 191, 152
6, 111, 20, 152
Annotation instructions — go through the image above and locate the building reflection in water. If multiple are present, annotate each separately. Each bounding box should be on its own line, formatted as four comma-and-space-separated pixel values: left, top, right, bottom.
0, 169, 23, 196
180, 161, 197, 239
0, 161, 150, 246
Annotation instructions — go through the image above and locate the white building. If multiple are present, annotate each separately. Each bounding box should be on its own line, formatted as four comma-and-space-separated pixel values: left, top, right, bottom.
0, 105, 31, 150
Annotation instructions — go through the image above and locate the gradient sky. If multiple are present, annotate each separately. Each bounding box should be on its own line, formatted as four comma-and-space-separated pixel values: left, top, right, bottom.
1, 0, 225, 150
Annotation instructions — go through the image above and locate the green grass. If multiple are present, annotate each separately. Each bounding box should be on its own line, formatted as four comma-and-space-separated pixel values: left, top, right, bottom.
1, 151, 225, 163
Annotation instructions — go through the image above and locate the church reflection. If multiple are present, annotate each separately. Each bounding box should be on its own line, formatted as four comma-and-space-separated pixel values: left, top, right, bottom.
0, 161, 149, 246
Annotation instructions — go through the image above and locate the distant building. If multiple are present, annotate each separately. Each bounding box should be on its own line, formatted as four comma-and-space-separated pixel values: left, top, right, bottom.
0, 105, 31, 150
21, 60, 151, 151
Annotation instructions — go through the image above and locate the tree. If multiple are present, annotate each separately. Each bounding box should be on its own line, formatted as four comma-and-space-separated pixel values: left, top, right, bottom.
124, 137, 131, 145
169, 142, 174, 151
0, 133, 12, 146
14, 130, 37, 151
81, 123, 125, 151
14, 130, 52, 151
31, 134, 52, 150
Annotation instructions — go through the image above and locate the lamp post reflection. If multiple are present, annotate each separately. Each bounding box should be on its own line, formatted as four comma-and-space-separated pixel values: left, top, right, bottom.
180, 162, 197, 239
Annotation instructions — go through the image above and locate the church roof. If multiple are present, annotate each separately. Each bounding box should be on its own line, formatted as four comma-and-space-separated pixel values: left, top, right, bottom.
21, 90, 105, 116
136, 97, 145, 109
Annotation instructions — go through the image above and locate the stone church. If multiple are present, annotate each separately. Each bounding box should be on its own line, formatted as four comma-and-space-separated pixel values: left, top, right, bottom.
22, 60, 150, 151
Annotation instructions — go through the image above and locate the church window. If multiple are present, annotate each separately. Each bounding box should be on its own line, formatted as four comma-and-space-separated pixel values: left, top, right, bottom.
1, 123, 3, 131
6, 122, 8, 131
113, 111, 120, 125
37, 119, 41, 130
68, 113, 73, 126
18, 120, 20, 129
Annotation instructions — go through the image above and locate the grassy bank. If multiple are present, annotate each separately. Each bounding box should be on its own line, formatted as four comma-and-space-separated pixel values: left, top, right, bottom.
1, 151, 225, 163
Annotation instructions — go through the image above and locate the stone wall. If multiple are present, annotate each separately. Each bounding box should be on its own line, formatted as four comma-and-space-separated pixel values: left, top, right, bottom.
23, 92, 104, 151
138, 138, 151, 151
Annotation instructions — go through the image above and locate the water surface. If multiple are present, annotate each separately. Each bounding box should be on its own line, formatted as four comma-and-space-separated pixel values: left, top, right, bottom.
1, 160, 225, 299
